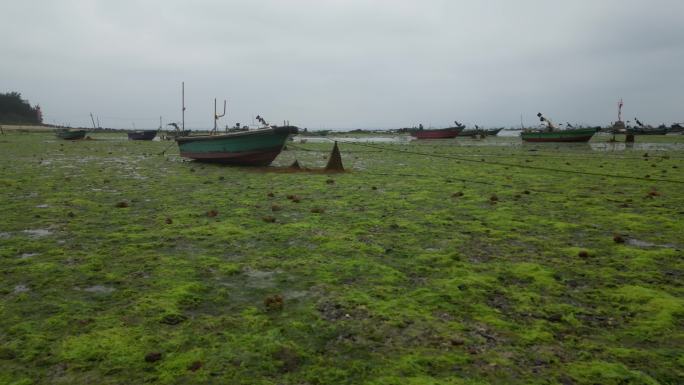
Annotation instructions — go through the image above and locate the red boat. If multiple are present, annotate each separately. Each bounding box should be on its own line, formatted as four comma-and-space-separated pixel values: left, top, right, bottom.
409, 122, 465, 139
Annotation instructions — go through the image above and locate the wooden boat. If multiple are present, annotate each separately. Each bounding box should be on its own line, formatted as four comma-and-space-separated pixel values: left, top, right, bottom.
411, 127, 463, 139
521, 113, 596, 142
486, 127, 503, 136
626, 127, 668, 135
521, 127, 597, 142
127, 130, 157, 140
458, 129, 485, 137
669, 123, 683, 133
55, 128, 87, 140
410, 121, 465, 139
627, 118, 668, 135
175, 125, 298, 165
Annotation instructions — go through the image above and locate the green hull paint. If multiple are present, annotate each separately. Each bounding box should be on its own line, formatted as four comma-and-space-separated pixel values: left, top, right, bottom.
176, 127, 297, 165
521, 128, 596, 142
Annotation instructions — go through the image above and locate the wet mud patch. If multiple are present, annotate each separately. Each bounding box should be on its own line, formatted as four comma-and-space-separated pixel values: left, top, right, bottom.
243, 269, 281, 289
78, 285, 116, 294
13, 284, 30, 294
625, 238, 678, 249
23, 229, 53, 237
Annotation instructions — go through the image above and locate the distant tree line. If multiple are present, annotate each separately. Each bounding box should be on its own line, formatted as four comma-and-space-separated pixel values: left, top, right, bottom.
0, 92, 42, 124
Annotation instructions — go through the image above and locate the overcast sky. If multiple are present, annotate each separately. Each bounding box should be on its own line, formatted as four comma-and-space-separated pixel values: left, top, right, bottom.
2, 0, 683, 129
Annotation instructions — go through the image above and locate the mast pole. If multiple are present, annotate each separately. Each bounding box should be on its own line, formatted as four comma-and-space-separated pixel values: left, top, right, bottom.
618, 98, 623, 122
182, 82, 185, 131
89, 113, 97, 130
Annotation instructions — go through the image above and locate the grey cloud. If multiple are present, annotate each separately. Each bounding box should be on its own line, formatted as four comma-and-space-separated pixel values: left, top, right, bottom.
1, 0, 682, 129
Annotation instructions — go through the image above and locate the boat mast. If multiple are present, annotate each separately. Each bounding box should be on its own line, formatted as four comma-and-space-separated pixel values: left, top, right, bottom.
182, 82, 186, 132
89, 113, 97, 130
617, 98, 623, 123
213, 98, 226, 133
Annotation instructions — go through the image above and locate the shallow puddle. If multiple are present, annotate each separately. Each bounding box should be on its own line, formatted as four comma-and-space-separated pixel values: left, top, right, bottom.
626, 238, 677, 249
283, 290, 309, 300
13, 285, 30, 294
82, 285, 116, 294
244, 269, 279, 288
23, 229, 52, 237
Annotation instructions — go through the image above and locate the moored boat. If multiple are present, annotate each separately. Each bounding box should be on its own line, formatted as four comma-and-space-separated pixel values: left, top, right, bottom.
127, 130, 158, 140
627, 118, 668, 135
410, 121, 465, 139
459, 129, 485, 137
521, 113, 597, 142
669, 123, 683, 133
55, 128, 87, 140
485, 127, 503, 136
626, 127, 668, 135
175, 125, 298, 166
521, 127, 597, 142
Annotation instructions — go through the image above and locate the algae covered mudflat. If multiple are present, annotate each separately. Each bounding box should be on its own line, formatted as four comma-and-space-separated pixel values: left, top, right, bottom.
1, 132, 683, 384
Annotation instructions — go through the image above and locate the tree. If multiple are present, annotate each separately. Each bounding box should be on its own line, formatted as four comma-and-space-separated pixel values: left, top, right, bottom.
0, 92, 43, 124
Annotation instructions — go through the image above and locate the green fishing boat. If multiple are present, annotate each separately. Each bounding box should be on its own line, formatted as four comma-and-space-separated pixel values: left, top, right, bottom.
172, 84, 298, 165
627, 118, 668, 135
521, 127, 597, 142
55, 128, 87, 140
521, 113, 597, 142
176, 126, 298, 166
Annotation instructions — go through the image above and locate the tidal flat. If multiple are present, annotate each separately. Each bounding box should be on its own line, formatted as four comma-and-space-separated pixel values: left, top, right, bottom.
0, 132, 682, 384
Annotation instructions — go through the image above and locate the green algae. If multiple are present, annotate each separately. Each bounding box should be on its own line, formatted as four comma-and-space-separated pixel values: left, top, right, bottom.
0, 132, 683, 384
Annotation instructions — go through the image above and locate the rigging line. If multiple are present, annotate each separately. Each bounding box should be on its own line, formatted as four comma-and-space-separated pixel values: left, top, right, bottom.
326, 139, 684, 185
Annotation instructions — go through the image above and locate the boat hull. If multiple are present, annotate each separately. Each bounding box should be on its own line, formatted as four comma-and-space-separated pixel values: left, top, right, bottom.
486, 128, 503, 136
55, 129, 87, 140
128, 130, 157, 140
175, 126, 297, 166
627, 128, 668, 135
521, 128, 597, 143
459, 130, 486, 137
410, 127, 463, 139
